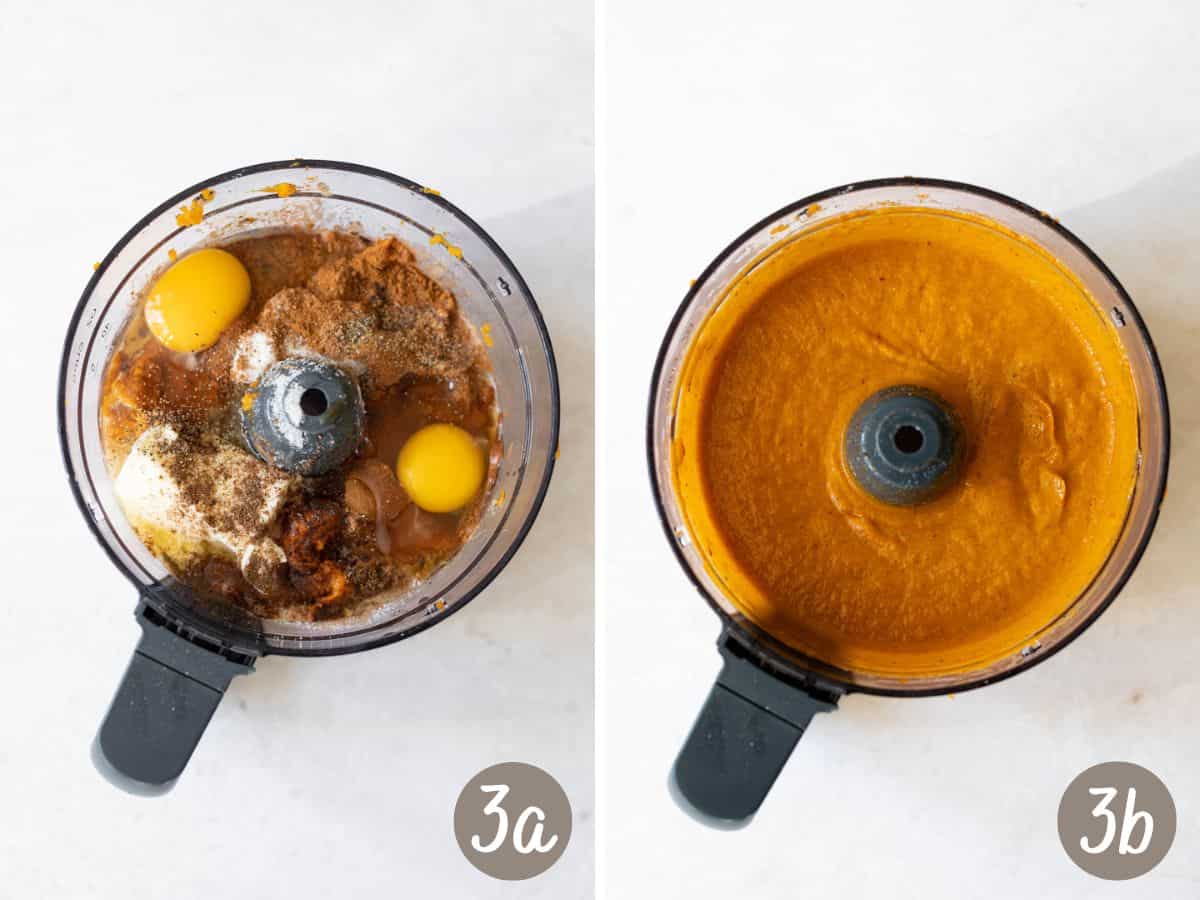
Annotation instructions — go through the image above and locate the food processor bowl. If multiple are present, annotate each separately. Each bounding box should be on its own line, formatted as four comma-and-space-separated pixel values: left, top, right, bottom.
648, 177, 1169, 827
60, 160, 559, 793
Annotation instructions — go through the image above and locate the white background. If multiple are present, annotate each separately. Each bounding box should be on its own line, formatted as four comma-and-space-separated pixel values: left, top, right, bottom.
601, 1, 1200, 897
0, 1, 592, 897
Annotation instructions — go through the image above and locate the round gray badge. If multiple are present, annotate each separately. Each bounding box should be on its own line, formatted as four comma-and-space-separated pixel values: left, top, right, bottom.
454, 762, 572, 881
1058, 761, 1176, 880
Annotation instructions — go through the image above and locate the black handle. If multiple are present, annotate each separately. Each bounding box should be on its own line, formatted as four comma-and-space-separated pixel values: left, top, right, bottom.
93, 603, 255, 796
670, 631, 839, 829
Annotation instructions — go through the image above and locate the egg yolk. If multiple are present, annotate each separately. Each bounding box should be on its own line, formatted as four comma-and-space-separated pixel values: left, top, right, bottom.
396, 424, 486, 513
144, 248, 251, 352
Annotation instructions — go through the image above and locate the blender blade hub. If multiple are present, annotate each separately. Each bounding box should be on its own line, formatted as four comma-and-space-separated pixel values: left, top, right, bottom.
843, 384, 963, 506
244, 357, 365, 476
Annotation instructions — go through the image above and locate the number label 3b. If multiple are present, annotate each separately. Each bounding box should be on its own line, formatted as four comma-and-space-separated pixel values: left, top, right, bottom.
1059, 762, 1176, 880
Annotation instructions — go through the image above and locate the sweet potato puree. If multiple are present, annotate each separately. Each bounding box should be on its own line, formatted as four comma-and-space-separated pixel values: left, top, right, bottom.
671, 207, 1140, 678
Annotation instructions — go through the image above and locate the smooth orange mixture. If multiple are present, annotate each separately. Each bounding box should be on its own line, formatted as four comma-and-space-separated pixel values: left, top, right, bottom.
672, 207, 1139, 678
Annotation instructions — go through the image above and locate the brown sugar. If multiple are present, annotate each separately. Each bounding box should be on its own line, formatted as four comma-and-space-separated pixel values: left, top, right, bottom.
241, 237, 474, 389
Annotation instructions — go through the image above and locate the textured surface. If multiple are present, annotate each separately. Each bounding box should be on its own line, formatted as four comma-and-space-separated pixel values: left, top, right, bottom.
674, 209, 1139, 676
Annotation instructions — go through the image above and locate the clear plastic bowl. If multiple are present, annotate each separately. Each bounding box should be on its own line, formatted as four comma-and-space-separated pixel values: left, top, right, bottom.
61, 160, 559, 657
649, 177, 1169, 695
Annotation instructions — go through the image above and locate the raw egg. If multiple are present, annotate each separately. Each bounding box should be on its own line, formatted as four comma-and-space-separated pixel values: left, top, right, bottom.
396, 424, 486, 513
144, 248, 251, 352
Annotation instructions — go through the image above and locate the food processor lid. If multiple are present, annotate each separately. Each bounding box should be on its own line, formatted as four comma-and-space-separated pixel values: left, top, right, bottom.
60, 159, 561, 657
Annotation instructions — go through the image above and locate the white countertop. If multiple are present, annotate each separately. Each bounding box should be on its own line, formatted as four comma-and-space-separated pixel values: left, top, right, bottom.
0, 1, 593, 897
7, 0, 1200, 895
600, 1, 1200, 897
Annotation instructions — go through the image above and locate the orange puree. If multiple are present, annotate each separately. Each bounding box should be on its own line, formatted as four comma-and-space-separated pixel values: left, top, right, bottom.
672, 207, 1139, 678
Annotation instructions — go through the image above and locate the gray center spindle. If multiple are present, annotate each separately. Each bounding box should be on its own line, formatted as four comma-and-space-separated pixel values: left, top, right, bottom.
243, 357, 364, 476
843, 385, 963, 506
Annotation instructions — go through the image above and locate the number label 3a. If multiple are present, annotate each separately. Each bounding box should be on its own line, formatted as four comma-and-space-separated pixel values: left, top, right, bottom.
455, 762, 573, 881
470, 783, 561, 855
